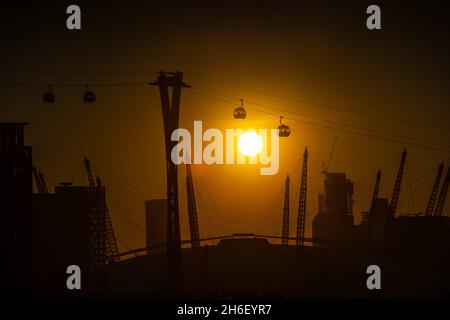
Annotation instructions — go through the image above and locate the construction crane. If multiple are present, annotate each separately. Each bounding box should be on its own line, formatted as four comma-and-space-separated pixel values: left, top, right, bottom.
370, 170, 382, 211
425, 162, 444, 216
434, 164, 450, 217
39, 171, 48, 194
281, 175, 290, 245
33, 166, 49, 194
186, 164, 200, 248
362, 169, 382, 224
390, 149, 407, 216
296, 147, 308, 246
33, 166, 44, 193
96, 177, 120, 263
83, 156, 120, 263
321, 136, 337, 176
84, 156, 96, 187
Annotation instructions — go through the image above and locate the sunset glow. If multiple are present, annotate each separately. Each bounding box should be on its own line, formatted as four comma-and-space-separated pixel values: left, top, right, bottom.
238, 131, 263, 157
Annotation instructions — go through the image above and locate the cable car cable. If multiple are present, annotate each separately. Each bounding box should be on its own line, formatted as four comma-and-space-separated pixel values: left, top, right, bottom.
190, 86, 450, 149
184, 74, 450, 131
186, 89, 450, 153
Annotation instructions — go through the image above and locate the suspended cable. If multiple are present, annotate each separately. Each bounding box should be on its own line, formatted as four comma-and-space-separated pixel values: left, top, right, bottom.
6, 74, 449, 151
186, 89, 450, 153
255, 180, 285, 234
0, 81, 149, 87
2, 70, 159, 75
185, 74, 450, 131
191, 165, 232, 235
2, 71, 449, 130
190, 86, 450, 150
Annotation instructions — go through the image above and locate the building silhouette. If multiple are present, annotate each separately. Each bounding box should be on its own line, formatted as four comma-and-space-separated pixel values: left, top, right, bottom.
33, 183, 108, 295
0, 123, 33, 296
366, 198, 393, 244
312, 172, 354, 244
384, 216, 450, 274
2, 121, 450, 299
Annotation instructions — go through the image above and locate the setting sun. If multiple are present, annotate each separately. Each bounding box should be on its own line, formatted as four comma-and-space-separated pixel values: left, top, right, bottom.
238, 131, 263, 157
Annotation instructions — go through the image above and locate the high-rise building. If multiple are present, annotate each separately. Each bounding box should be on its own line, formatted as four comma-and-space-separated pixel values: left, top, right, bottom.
33, 192, 57, 294
55, 184, 107, 267
367, 198, 393, 243
33, 183, 107, 294
0, 123, 33, 295
313, 173, 355, 245
323, 173, 354, 218
145, 199, 167, 254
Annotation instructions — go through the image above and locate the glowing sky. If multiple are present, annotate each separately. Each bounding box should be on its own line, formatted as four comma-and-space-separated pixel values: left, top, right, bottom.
1, 1, 450, 251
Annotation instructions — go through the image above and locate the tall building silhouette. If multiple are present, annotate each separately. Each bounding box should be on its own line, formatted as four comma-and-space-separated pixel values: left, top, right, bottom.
313, 173, 354, 244
33, 183, 108, 294
33, 192, 56, 294
366, 198, 393, 243
0, 123, 33, 295
55, 184, 107, 266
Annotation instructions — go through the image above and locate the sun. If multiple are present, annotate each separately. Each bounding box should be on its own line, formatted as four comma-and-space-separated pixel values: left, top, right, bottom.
238, 131, 263, 157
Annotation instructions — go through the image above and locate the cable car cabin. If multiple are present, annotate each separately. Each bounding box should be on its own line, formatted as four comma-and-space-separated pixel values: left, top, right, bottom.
83, 90, 96, 103
233, 99, 247, 119
43, 86, 55, 103
43, 91, 55, 103
278, 124, 291, 137
233, 107, 247, 119
277, 116, 291, 137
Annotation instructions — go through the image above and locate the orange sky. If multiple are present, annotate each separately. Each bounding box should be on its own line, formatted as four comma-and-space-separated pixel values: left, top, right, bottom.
1, 1, 450, 251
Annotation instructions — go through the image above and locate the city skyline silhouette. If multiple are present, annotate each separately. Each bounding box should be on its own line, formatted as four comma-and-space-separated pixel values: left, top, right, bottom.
1, 0, 450, 299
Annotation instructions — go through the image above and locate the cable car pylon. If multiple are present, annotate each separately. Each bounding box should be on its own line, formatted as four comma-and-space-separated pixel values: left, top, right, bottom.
150, 71, 190, 287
